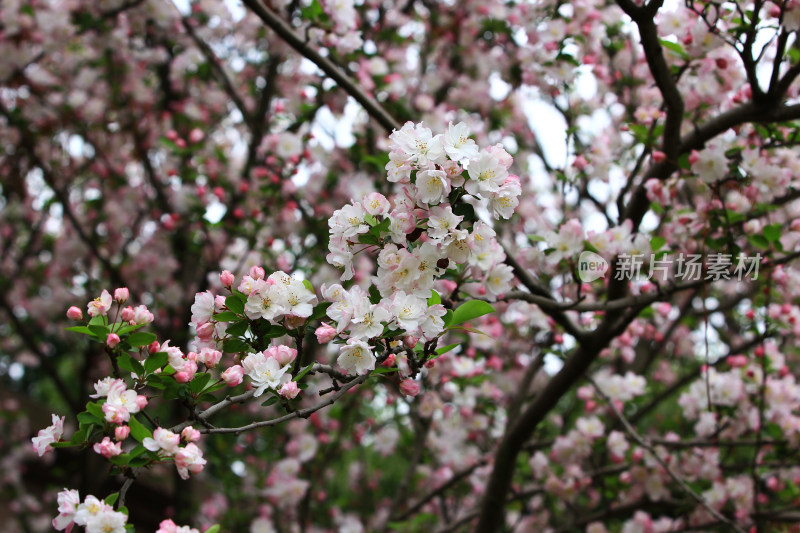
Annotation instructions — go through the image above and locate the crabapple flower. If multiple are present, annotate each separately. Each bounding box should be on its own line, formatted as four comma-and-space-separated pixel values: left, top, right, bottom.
399, 379, 420, 397
244, 279, 288, 321
157, 519, 200, 533
66, 306, 83, 320
466, 149, 507, 196
363, 192, 391, 216
691, 143, 729, 184
84, 509, 127, 533
219, 270, 235, 288
93, 437, 122, 458
242, 351, 292, 397
485, 263, 514, 298
315, 323, 337, 343
73, 495, 110, 526
443, 121, 479, 162
279, 381, 301, 399
415, 169, 450, 205
52, 488, 80, 531
337, 338, 376, 375
113, 287, 129, 303
175, 443, 206, 480
221, 365, 244, 386
143, 427, 180, 455
389, 121, 445, 167
87, 290, 113, 317
32, 414, 65, 456
115, 425, 130, 441
181, 426, 201, 443
106, 333, 120, 347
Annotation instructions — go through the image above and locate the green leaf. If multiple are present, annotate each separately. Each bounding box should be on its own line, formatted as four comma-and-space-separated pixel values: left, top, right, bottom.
109, 454, 131, 466
205, 525, 221, 533
308, 302, 332, 322
368, 285, 382, 305
89, 324, 110, 339
86, 401, 105, 421
128, 416, 152, 443
372, 367, 400, 375
449, 300, 495, 326
223, 338, 251, 353
105, 493, 119, 506
225, 320, 249, 337
763, 224, 782, 243
225, 294, 245, 315
117, 353, 144, 376
427, 290, 441, 306
358, 233, 379, 246
261, 396, 278, 407
89, 315, 108, 327
747, 234, 770, 250
650, 236, 666, 251
659, 38, 688, 59
190, 373, 212, 394
65, 326, 93, 335
302, 279, 315, 292
212, 311, 239, 322
293, 363, 315, 382
77, 411, 104, 426
263, 324, 288, 338
447, 325, 490, 337
435, 343, 460, 356
144, 351, 169, 373
127, 331, 156, 347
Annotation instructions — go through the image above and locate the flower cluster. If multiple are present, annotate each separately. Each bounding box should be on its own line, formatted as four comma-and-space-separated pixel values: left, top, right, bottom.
91, 378, 148, 424
31, 414, 65, 457
52, 490, 128, 533
143, 426, 206, 480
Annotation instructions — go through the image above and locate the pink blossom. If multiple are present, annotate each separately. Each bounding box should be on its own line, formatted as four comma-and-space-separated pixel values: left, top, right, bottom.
315, 323, 337, 343
222, 365, 244, 386
175, 443, 206, 480
114, 426, 130, 441
32, 414, 65, 456
220, 270, 235, 288
399, 379, 420, 397
113, 287, 129, 303
66, 306, 83, 321
265, 344, 297, 366
87, 290, 113, 317
181, 426, 201, 443
106, 333, 120, 348
279, 381, 300, 399
143, 427, 180, 455
93, 437, 122, 458
52, 488, 80, 531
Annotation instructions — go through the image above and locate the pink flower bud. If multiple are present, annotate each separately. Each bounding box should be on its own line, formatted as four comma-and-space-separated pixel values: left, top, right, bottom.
267, 345, 297, 366
196, 322, 215, 341
315, 323, 337, 344
114, 287, 129, 303
135, 395, 148, 410
381, 353, 396, 367
175, 371, 190, 383
66, 306, 83, 321
249, 265, 265, 280
222, 365, 244, 386
279, 381, 300, 399
188, 128, 204, 143
403, 336, 417, 349
115, 425, 131, 441
220, 270, 235, 288
181, 426, 201, 442
399, 379, 420, 397
106, 333, 121, 348
148, 341, 160, 354
93, 436, 123, 458
121, 306, 135, 322
200, 348, 222, 368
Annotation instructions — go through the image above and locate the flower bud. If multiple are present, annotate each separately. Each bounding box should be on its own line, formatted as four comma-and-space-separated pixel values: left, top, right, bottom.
279, 381, 300, 399
315, 323, 337, 344
135, 395, 148, 410
399, 379, 420, 397
222, 365, 244, 386
249, 265, 265, 280
220, 270, 235, 288
106, 333, 121, 348
181, 426, 201, 442
66, 306, 83, 321
115, 425, 131, 441
114, 287, 129, 303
